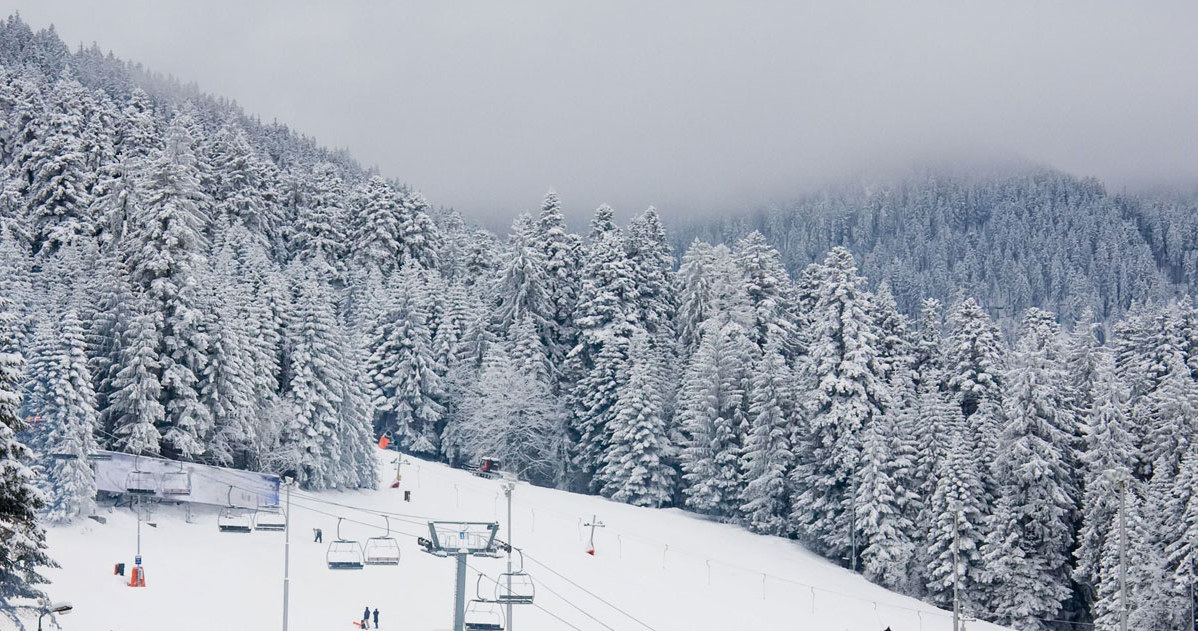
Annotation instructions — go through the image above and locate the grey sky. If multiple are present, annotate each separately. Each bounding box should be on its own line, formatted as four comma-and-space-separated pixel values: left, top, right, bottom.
9, 1, 1198, 225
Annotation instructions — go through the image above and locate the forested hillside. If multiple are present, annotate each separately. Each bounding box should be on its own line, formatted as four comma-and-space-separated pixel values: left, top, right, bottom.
677, 173, 1198, 327
4, 14, 1198, 631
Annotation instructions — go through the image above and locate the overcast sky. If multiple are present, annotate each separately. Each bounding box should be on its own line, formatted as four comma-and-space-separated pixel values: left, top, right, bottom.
9, 1, 1198, 225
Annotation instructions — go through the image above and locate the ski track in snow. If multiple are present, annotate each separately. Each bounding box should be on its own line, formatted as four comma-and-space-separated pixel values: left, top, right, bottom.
40, 448, 1011, 631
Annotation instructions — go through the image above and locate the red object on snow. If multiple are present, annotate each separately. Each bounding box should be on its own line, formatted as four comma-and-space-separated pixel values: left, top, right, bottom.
128, 565, 145, 587
377, 435, 391, 449
586, 547, 595, 556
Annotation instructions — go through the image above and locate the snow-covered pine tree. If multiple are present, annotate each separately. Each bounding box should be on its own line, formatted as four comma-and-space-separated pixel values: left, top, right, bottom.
203, 121, 282, 248
491, 214, 554, 353
281, 266, 350, 489
10, 70, 92, 257
739, 340, 794, 535
107, 299, 164, 456
36, 309, 99, 524
0, 290, 54, 619
732, 231, 797, 353
979, 308, 1078, 630
1073, 352, 1136, 611
1126, 458, 1185, 630
126, 111, 211, 459
351, 176, 407, 276
856, 397, 917, 590
1142, 350, 1198, 475
626, 207, 676, 338
200, 250, 257, 467
945, 297, 1004, 418
677, 318, 754, 518
1065, 309, 1103, 418
567, 218, 638, 487
396, 188, 441, 270
924, 428, 986, 610
790, 247, 888, 564
675, 240, 718, 357
912, 297, 944, 392
292, 162, 347, 281
366, 265, 443, 455
532, 191, 581, 371
599, 331, 674, 507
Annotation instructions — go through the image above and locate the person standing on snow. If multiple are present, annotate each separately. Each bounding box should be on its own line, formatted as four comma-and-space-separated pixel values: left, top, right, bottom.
363, 606, 372, 628
373, 608, 379, 628
314, 527, 322, 543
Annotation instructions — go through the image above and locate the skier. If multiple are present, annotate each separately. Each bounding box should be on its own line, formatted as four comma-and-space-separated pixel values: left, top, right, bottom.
363, 606, 372, 629
314, 527, 322, 543
373, 608, 379, 628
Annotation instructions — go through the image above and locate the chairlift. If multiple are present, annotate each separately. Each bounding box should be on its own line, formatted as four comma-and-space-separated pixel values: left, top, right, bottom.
364, 516, 401, 565
161, 462, 192, 496
327, 518, 365, 570
218, 486, 253, 533
254, 505, 286, 531
465, 575, 505, 631
125, 457, 158, 495
494, 548, 535, 604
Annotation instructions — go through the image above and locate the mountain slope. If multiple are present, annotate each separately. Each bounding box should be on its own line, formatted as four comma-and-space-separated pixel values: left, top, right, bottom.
39, 448, 1008, 631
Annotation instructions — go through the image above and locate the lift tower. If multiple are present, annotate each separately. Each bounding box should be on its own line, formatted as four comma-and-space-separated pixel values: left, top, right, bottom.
419, 521, 502, 631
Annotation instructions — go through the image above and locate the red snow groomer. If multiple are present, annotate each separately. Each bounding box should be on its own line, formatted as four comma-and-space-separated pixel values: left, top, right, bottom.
473, 457, 502, 480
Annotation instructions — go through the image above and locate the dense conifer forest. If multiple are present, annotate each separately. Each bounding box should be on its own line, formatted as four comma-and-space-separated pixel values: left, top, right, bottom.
5, 15, 1198, 629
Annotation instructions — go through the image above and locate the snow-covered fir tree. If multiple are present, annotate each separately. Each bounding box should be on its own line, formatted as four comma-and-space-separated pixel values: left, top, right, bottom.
0, 290, 53, 617
38, 309, 99, 523
126, 112, 211, 459
678, 318, 754, 517
790, 247, 888, 564
945, 298, 1004, 418
739, 341, 793, 535
598, 331, 674, 507
979, 309, 1078, 630
366, 265, 443, 455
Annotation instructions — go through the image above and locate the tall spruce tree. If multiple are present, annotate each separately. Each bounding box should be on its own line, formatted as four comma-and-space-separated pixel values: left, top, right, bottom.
790, 247, 888, 563
0, 292, 54, 616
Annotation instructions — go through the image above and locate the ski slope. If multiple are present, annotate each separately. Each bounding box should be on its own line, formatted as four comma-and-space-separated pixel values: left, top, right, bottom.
40, 448, 1011, 631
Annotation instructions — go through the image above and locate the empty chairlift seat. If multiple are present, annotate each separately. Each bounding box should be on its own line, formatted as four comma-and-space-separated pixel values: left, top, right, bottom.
494, 572, 535, 604
218, 507, 254, 533
327, 540, 365, 569
327, 518, 365, 569
254, 507, 286, 531
464, 600, 505, 631
364, 517, 401, 565
125, 470, 158, 495
218, 486, 253, 533
364, 537, 401, 565
160, 469, 192, 496
494, 548, 535, 604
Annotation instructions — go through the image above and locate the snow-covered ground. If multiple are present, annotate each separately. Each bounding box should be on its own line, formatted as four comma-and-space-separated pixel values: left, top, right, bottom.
39, 448, 1010, 631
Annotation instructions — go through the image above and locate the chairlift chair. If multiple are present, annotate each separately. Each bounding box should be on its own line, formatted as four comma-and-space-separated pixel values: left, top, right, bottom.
494, 548, 535, 604
161, 463, 192, 496
217, 486, 253, 533
364, 516, 401, 565
327, 518, 365, 570
465, 576, 505, 631
254, 506, 286, 531
125, 457, 158, 495
463, 601, 504, 631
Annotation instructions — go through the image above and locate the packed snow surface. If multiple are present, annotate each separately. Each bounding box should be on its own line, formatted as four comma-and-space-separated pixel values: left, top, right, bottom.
41, 448, 1010, 631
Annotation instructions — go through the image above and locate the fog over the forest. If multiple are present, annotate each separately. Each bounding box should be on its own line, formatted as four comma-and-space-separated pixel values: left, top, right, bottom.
11, 1, 1198, 224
